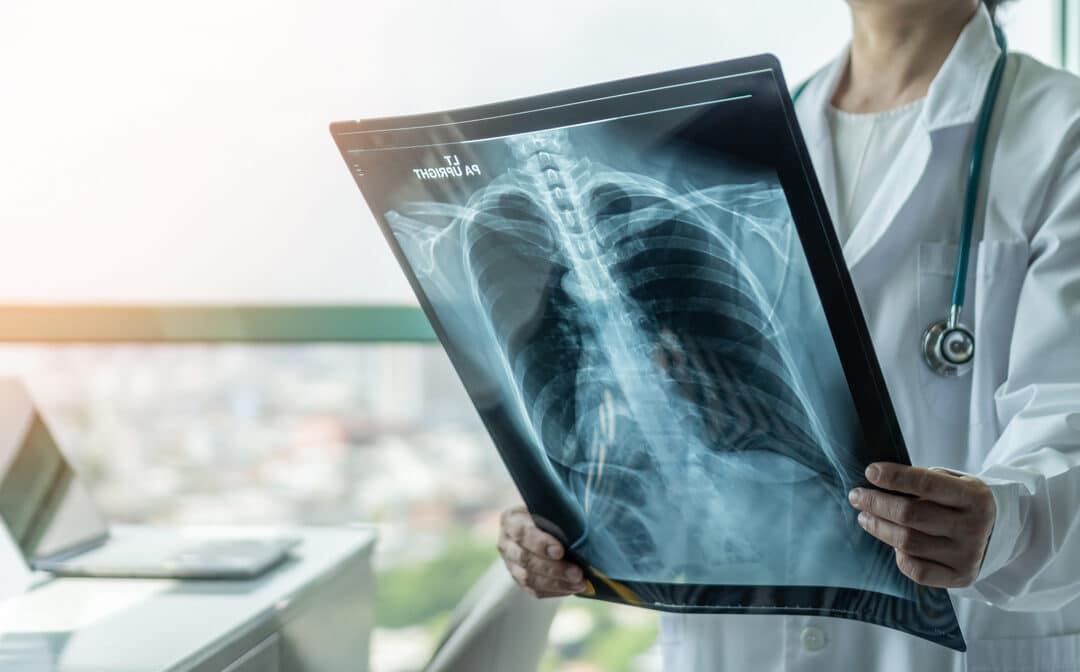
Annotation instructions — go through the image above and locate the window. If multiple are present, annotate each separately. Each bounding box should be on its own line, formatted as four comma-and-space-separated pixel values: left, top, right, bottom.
0, 344, 664, 670
0, 2, 1062, 306
0, 1, 836, 305
1063, 0, 1080, 72
998, 0, 1063, 65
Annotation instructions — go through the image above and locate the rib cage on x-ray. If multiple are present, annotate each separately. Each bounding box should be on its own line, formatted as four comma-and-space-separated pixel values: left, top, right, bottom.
387, 129, 862, 581
335, 56, 967, 648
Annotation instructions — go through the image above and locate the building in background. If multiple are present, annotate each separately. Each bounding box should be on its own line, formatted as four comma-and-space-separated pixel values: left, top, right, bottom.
0, 344, 661, 672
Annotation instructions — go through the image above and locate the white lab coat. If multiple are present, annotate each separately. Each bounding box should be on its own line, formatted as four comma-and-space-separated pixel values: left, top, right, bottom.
660, 6, 1080, 671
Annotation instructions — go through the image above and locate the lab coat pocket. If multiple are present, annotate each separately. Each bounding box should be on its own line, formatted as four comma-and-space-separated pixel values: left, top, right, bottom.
966, 631, 1080, 671
916, 240, 1028, 428
969, 240, 1028, 430
916, 241, 973, 426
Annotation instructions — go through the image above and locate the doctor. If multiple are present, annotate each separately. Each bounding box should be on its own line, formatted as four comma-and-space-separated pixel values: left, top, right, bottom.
497, 0, 1080, 669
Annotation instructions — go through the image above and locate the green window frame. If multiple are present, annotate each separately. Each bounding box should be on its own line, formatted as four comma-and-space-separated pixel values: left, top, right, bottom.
1065, 0, 1080, 72
0, 305, 436, 343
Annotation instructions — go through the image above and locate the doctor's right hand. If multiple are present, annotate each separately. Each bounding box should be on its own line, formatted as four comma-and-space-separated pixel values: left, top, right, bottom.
498, 506, 588, 598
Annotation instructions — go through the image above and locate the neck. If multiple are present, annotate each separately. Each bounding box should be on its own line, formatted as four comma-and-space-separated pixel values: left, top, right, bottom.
834, 1, 980, 113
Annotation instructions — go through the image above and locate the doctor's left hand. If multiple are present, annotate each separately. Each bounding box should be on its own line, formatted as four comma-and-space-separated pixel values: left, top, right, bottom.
847, 463, 996, 589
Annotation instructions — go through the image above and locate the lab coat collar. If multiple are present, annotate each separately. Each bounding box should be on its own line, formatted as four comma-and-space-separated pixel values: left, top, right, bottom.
922, 3, 1003, 131
795, 4, 1003, 268
800, 4, 1002, 131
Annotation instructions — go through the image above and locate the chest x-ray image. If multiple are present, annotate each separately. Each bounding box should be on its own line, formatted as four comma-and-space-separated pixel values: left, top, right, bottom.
332, 55, 964, 651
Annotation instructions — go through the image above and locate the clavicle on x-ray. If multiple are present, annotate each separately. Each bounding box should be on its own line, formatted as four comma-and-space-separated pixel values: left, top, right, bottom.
332, 56, 965, 651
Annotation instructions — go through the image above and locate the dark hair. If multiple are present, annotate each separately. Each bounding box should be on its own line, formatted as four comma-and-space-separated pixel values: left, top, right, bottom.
982, 0, 1014, 19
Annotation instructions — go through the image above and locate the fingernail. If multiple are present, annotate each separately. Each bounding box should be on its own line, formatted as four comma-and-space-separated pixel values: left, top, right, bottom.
547, 545, 562, 559
848, 488, 861, 504
858, 512, 869, 525
865, 465, 881, 481
567, 567, 582, 582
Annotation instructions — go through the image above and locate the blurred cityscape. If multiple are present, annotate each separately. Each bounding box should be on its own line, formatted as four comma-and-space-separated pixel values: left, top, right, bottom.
0, 343, 659, 671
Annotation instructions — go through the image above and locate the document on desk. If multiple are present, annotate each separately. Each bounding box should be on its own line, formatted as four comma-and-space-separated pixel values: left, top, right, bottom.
331, 55, 965, 651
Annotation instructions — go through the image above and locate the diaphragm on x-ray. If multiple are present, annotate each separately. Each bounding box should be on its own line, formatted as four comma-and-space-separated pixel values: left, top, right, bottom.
331, 56, 965, 651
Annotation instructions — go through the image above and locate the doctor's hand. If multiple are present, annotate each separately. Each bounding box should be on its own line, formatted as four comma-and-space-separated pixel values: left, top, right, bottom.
847, 463, 996, 589
497, 506, 588, 598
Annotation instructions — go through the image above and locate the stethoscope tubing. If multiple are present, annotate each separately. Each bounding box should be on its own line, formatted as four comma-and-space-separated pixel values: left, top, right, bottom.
953, 24, 1009, 322
791, 22, 1009, 376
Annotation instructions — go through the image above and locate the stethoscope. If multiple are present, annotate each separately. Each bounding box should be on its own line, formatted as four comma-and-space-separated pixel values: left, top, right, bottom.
793, 24, 1009, 377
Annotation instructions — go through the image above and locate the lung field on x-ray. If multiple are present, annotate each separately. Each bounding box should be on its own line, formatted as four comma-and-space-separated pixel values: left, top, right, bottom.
386, 125, 891, 593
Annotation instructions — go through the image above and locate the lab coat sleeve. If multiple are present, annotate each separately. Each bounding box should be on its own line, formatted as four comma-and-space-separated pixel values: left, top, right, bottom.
951, 134, 1080, 611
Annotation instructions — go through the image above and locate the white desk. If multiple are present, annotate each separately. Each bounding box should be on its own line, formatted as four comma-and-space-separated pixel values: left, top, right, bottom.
0, 526, 376, 672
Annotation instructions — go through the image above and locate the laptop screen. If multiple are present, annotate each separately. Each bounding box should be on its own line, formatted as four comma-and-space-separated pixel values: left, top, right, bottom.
0, 379, 109, 562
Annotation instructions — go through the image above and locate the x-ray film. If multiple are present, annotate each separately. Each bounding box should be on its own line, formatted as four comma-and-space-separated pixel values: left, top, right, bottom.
331, 55, 965, 651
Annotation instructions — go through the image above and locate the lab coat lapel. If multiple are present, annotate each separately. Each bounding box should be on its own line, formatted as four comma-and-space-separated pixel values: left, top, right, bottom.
842, 131, 932, 269
843, 5, 1003, 270
794, 46, 923, 272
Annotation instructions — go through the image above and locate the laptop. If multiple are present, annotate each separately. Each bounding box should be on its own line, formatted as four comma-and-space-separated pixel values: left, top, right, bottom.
0, 378, 298, 579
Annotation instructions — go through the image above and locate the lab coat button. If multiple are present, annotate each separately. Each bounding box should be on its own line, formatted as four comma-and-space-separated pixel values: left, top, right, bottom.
801, 626, 827, 652
1066, 413, 1080, 432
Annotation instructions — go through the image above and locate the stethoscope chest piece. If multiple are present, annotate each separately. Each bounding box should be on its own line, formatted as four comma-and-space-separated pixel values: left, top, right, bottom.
922, 318, 975, 377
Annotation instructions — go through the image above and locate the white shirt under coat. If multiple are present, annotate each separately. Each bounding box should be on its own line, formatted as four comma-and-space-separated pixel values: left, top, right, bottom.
660, 5, 1080, 671
827, 99, 925, 244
